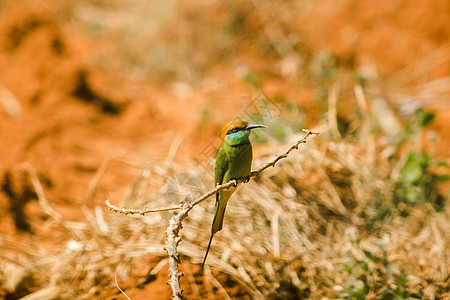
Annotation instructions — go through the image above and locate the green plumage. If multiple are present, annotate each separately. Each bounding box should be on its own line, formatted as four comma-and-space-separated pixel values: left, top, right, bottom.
212, 139, 252, 234
202, 120, 266, 267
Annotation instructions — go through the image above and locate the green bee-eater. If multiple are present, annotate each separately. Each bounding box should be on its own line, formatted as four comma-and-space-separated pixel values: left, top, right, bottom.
202, 119, 267, 267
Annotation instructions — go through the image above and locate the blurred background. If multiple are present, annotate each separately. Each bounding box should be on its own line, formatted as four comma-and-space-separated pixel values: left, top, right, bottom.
0, 0, 449, 299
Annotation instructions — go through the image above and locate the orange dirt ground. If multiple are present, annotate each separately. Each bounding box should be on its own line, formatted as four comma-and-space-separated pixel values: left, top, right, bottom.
0, 1, 449, 299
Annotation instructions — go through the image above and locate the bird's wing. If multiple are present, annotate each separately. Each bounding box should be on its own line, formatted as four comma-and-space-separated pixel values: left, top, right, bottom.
214, 147, 228, 186
212, 147, 232, 235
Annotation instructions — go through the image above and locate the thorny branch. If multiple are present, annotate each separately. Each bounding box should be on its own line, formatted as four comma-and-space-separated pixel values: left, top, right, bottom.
105, 129, 318, 299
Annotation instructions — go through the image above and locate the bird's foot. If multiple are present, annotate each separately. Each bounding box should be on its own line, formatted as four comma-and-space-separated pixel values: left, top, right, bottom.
231, 176, 251, 185
230, 178, 240, 187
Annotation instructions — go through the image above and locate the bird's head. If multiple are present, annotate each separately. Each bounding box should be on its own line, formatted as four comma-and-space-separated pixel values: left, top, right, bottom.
220, 119, 267, 146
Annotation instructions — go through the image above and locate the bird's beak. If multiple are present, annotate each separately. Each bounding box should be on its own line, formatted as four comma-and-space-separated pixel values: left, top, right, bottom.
245, 124, 267, 130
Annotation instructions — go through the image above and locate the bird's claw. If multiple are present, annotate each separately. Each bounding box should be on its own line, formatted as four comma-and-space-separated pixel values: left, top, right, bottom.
231, 176, 251, 186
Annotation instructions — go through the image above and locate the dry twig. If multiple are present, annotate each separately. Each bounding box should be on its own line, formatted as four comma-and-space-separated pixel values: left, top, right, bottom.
106, 129, 318, 299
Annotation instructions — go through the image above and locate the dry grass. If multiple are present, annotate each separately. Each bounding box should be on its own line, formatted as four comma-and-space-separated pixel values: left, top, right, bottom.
1, 86, 448, 299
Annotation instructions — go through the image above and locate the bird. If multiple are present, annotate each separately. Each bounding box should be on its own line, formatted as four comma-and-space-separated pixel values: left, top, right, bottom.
202, 119, 267, 267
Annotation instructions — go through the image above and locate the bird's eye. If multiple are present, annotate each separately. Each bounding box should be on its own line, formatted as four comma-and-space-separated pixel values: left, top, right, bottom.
226, 127, 240, 135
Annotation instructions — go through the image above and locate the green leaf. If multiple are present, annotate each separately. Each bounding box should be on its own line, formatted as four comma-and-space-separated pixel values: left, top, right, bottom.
416, 108, 435, 128
343, 264, 353, 272
401, 153, 423, 184
349, 281, 367, 299
432, 161, 450, 168
379, 289, 396, 300
362, 249, 375, 261
394, 274, 408, 286
432, 174, 450, 182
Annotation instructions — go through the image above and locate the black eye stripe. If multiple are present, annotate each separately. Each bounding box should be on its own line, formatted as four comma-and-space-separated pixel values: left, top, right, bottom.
226, 127, 245, 135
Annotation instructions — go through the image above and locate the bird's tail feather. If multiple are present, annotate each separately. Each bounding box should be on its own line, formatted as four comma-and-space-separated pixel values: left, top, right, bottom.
211, 193, 228, 235
202, 234, 214, 268
203, 190, 232, 267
